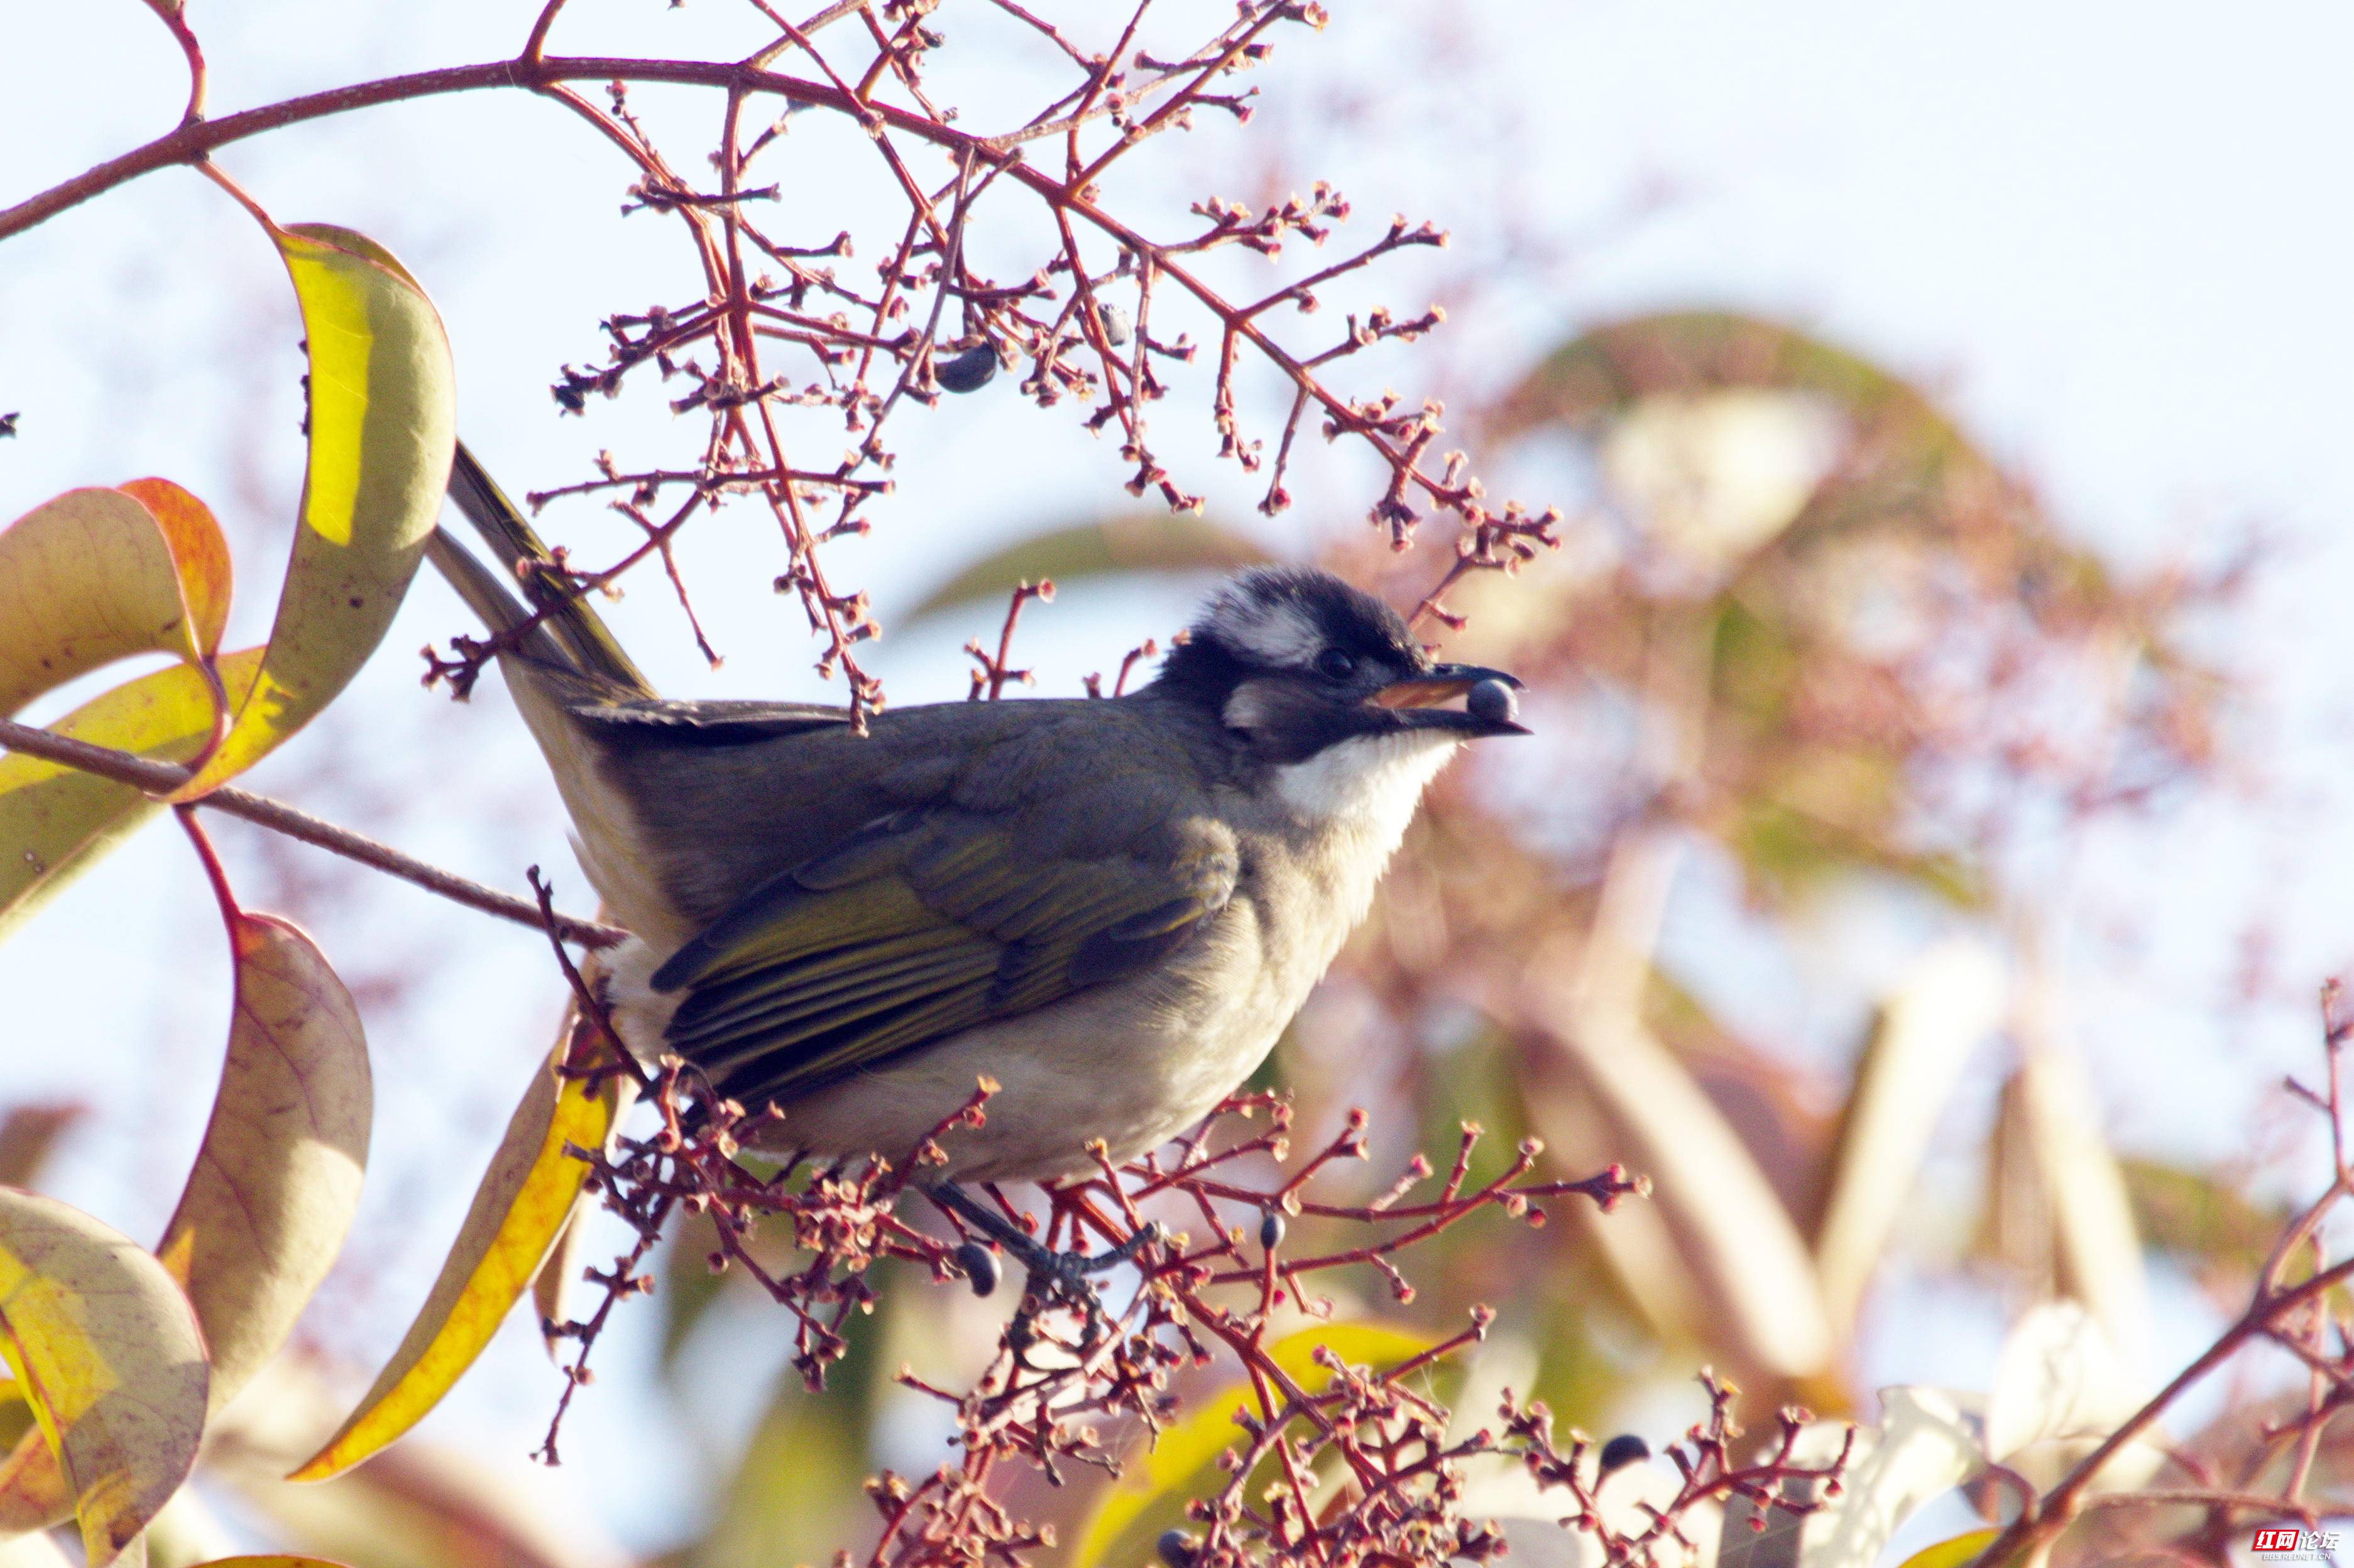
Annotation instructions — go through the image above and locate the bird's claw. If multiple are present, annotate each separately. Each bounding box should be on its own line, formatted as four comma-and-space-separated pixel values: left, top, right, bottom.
928, 1184, 1167, 1339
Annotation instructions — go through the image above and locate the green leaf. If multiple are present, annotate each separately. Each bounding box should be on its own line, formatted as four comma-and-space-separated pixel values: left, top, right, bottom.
0, 479, 237, 939
0, 1189, 209, 1566
0, 911, 370, 1530
2120, 1157, 2289, 1277
1491, 311, 1972, 466
0, 648, 263, 942
0, 220, 452, 935
1071, 1323, 1439, 1568
902, 514, 1272, 624
168, 222, 455, 801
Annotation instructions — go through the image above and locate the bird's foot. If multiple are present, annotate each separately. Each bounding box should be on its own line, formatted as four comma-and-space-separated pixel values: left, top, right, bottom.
926, 1183, 1166, 1339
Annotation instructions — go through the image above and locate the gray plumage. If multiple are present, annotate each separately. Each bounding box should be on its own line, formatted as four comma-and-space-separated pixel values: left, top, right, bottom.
430, 444, 1522, 1180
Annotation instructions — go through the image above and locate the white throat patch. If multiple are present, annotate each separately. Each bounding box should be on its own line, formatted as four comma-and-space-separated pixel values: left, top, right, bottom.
1272, 729, 1459, 932
1272, 729, 1459, 829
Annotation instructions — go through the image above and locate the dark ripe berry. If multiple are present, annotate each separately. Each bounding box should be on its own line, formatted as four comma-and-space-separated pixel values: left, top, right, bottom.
1466, 677, 1518, 729
1259, 1209, 1286, 1251
936, 345, 999, 393
1096, 302, 1133, 346
1156, 1530, 1196, 1568
1597, 1432, 1650, 1474
955, 1239, 1000, 1298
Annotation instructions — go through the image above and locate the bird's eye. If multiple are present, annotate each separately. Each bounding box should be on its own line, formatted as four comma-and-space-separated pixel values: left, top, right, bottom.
1313, 648, 1357, 682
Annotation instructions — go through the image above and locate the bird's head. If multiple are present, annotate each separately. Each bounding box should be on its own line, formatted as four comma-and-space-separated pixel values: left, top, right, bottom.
1153, 566, 1527, 768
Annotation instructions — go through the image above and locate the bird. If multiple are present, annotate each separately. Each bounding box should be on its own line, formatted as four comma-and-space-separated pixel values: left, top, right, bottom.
427, 445, 1526, 1214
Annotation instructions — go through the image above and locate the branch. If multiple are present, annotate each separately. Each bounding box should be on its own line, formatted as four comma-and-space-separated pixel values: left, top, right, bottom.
0, 715, 623, 947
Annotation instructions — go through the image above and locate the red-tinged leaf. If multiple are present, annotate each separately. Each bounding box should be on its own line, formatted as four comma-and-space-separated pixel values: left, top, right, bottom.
158, 912, 371, 1407
0, 484, 230, 719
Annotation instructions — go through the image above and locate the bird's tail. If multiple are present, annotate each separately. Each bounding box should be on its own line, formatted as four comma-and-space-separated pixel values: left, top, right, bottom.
428, 444, 682, 942
425, 443, 656, 702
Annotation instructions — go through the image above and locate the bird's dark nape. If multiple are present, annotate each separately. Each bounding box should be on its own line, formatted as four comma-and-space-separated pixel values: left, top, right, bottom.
1150, 629, 1249, 709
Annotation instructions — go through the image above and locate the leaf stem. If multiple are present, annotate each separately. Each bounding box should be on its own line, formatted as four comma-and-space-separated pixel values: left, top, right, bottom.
0, 715, 623, 948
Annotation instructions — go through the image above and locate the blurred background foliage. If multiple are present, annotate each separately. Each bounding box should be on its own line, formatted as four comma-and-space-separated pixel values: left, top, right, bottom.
334, 308, 2243, 1568
0, 300, 2292, 1568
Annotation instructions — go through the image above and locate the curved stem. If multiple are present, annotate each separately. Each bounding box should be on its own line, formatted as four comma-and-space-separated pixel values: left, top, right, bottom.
0, 56, 961, 242
1977, 1252, 2354, 1565
136, 0, 209, 125
174, 803, 242, 929
0, 714, 623, 947
0, 50, 1474, 529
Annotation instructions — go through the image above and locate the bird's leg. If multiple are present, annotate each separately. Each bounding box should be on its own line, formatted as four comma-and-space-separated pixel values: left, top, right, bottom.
926, 1182, 1164, 1325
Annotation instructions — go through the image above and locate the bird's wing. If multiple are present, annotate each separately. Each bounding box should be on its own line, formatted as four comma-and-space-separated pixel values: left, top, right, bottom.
571, 696, 852, 745
647, 803, 1239, 1108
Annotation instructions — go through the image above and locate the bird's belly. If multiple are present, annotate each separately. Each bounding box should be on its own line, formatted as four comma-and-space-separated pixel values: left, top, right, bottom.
764, 976, 1286, 1184
603, 885, 1339, 1185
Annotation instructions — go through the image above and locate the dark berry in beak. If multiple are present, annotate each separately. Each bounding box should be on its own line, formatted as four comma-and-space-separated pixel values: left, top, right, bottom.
1467, 677, 1518, 729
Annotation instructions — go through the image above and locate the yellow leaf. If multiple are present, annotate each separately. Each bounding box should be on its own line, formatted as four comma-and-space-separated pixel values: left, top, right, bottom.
1895, 1527, 2000, 1568
168, 222, 454, 800
0, 483, 230, 718
0, 648, 263, 941
1071, 1322, 1440, 1568
161, 912, 372, 1408
288, 1040, 623, 1481
0, 1189, 209, 1567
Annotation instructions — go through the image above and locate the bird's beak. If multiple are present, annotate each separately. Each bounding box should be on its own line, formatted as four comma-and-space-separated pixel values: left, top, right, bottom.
1369, 663, 1530, 736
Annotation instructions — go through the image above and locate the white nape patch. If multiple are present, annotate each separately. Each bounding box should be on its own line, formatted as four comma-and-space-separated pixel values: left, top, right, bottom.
1213, 592, 1323, 667
1272, 729, 1459, 829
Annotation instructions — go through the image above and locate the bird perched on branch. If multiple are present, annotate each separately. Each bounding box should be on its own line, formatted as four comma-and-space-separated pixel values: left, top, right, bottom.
427, 445, 1523, 1273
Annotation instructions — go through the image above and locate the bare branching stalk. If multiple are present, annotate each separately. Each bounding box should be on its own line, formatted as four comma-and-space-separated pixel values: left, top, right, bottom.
549, 1070, 1662, 1567
1971, 984, 2354, 1564
8, 1, 1560, 723
0, 715, 621, 947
